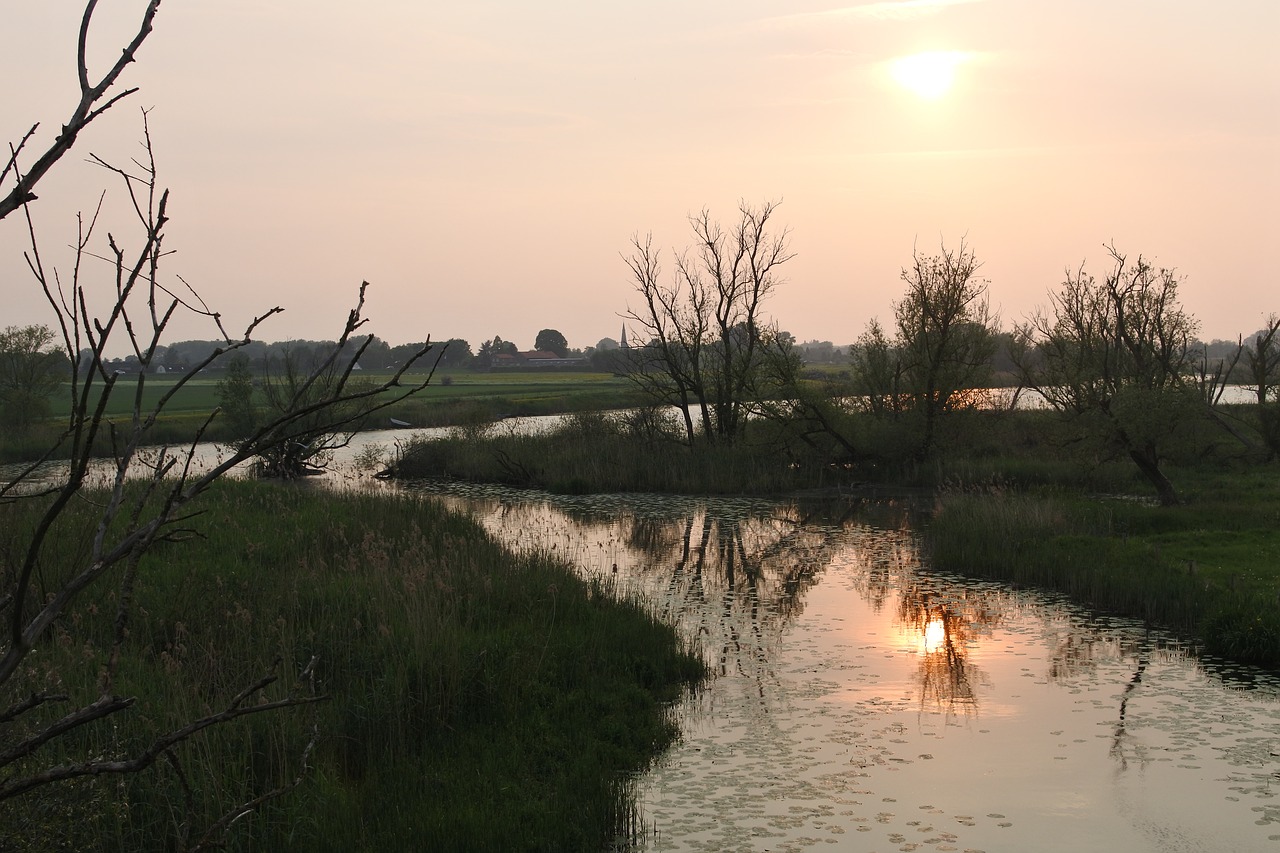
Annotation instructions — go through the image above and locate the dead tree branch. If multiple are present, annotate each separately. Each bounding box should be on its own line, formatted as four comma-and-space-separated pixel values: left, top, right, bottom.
1, 1, 163, 222
0, 120, 434, 841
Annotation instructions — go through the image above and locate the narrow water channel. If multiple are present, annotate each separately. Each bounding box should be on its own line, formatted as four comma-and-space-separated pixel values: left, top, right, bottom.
412, 482, 1280, 853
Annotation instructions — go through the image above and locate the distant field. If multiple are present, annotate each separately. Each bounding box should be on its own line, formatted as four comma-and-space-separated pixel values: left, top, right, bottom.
48, 377, 224, 418
393, 371, 632, 401
47, 371, 634, 418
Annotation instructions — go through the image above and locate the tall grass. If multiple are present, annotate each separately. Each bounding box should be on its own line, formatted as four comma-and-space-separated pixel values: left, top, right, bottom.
0, 480, 705, 851
389, 406, 1147, 497
926, 464, 1280, 667
390, 409, 839, 495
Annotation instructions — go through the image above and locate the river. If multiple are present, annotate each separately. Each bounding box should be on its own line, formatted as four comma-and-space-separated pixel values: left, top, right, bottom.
409, 481, 1280, 853
8, 425, 1280, 851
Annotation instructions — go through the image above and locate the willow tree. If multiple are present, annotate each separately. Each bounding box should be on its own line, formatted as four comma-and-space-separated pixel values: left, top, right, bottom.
1245, 315, 1280, 459
1013, 245, 1198, 505
622, 200, 795, 446
0, 324, 67, 430
851, 241, 998, 459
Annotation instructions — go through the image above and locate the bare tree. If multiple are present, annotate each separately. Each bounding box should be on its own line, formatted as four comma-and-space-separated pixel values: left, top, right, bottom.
253, 344, 381, 478
622, 200, 795, 445
1013, 244, 1198, 505
851, 241, 998, 459
1244, 315, 1280, 408
0, 4, 445, 840
1244, 315, 1280, 459
622, 235, 709, 444
1, 121, 438, 843
1, 0, 162, 222
1186, 335, 1268, 456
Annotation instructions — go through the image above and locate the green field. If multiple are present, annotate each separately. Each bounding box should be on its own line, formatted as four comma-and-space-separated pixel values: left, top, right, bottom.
394, 371, 634, 403
45, 371, 636, 419
0, 370, 643, 464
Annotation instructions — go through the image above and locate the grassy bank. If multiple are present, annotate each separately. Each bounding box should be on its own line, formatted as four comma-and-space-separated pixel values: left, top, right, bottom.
387, 406, 1120, 497
385, 375, 648, 430
392, 407, 1280, 669
390, 410, 846, 495
0, 480, 705, 851
925, 463, 1280, 668
41, 372, 638, 421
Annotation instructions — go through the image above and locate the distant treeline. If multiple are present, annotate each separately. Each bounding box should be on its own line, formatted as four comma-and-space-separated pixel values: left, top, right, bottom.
793, 331, 1263, 380
98, 334, 601, 375
94, 327, 1267, 379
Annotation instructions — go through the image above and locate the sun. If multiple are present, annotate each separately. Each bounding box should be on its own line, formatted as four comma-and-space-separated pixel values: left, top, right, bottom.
890, 51, 967, 100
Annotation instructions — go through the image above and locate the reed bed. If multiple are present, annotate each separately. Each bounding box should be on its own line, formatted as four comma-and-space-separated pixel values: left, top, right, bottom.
388, 407, 1135, 497
390, 410, 834, 495
926, 464, 1280, 667
0, 480, 705, 851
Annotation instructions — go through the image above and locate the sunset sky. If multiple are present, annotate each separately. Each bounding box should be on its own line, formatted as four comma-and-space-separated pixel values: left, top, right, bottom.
4, 1, 1277, 353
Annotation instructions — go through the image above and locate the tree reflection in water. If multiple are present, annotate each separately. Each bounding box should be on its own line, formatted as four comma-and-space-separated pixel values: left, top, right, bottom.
418, 484, 1011, 711
834, 525, 1001, 715
417, 486, 918, 687
613, 501, 850, 682
898, 585, 992, 715
1040, 617, 1182, 773
405, 482, 1280, 852
414, 485, 1156, 727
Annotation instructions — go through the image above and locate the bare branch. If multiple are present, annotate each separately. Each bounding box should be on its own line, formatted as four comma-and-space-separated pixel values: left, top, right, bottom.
0, 692, 70, 726
0, 673, 327, 801
1, 13, 448, 830
0, 1, 163, 221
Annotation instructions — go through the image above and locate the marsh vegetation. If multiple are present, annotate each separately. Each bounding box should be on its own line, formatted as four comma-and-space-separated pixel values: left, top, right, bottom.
0, 480, 704, 850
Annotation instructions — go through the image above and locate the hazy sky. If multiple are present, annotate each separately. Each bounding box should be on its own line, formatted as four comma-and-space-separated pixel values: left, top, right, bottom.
4, 1, 1277, 353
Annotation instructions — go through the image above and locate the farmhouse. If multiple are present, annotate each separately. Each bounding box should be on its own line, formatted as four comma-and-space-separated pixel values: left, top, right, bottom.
489, 350, 589, 369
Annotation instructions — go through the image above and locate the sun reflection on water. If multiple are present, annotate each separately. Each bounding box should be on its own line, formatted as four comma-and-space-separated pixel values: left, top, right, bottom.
921, 617, 945, 653
406, 482, 1280, 853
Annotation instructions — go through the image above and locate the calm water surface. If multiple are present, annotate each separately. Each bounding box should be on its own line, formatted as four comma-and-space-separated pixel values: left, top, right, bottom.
11, 428, 1280, 851
412, 482, 1280, 853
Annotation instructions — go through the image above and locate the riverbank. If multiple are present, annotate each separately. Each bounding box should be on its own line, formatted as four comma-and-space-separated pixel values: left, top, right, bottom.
925, 462, 1280, 668
432, 484, 1280, 853
0, 480, 706, 851
390, 410, 838, 495
390, 409, 1280, 669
